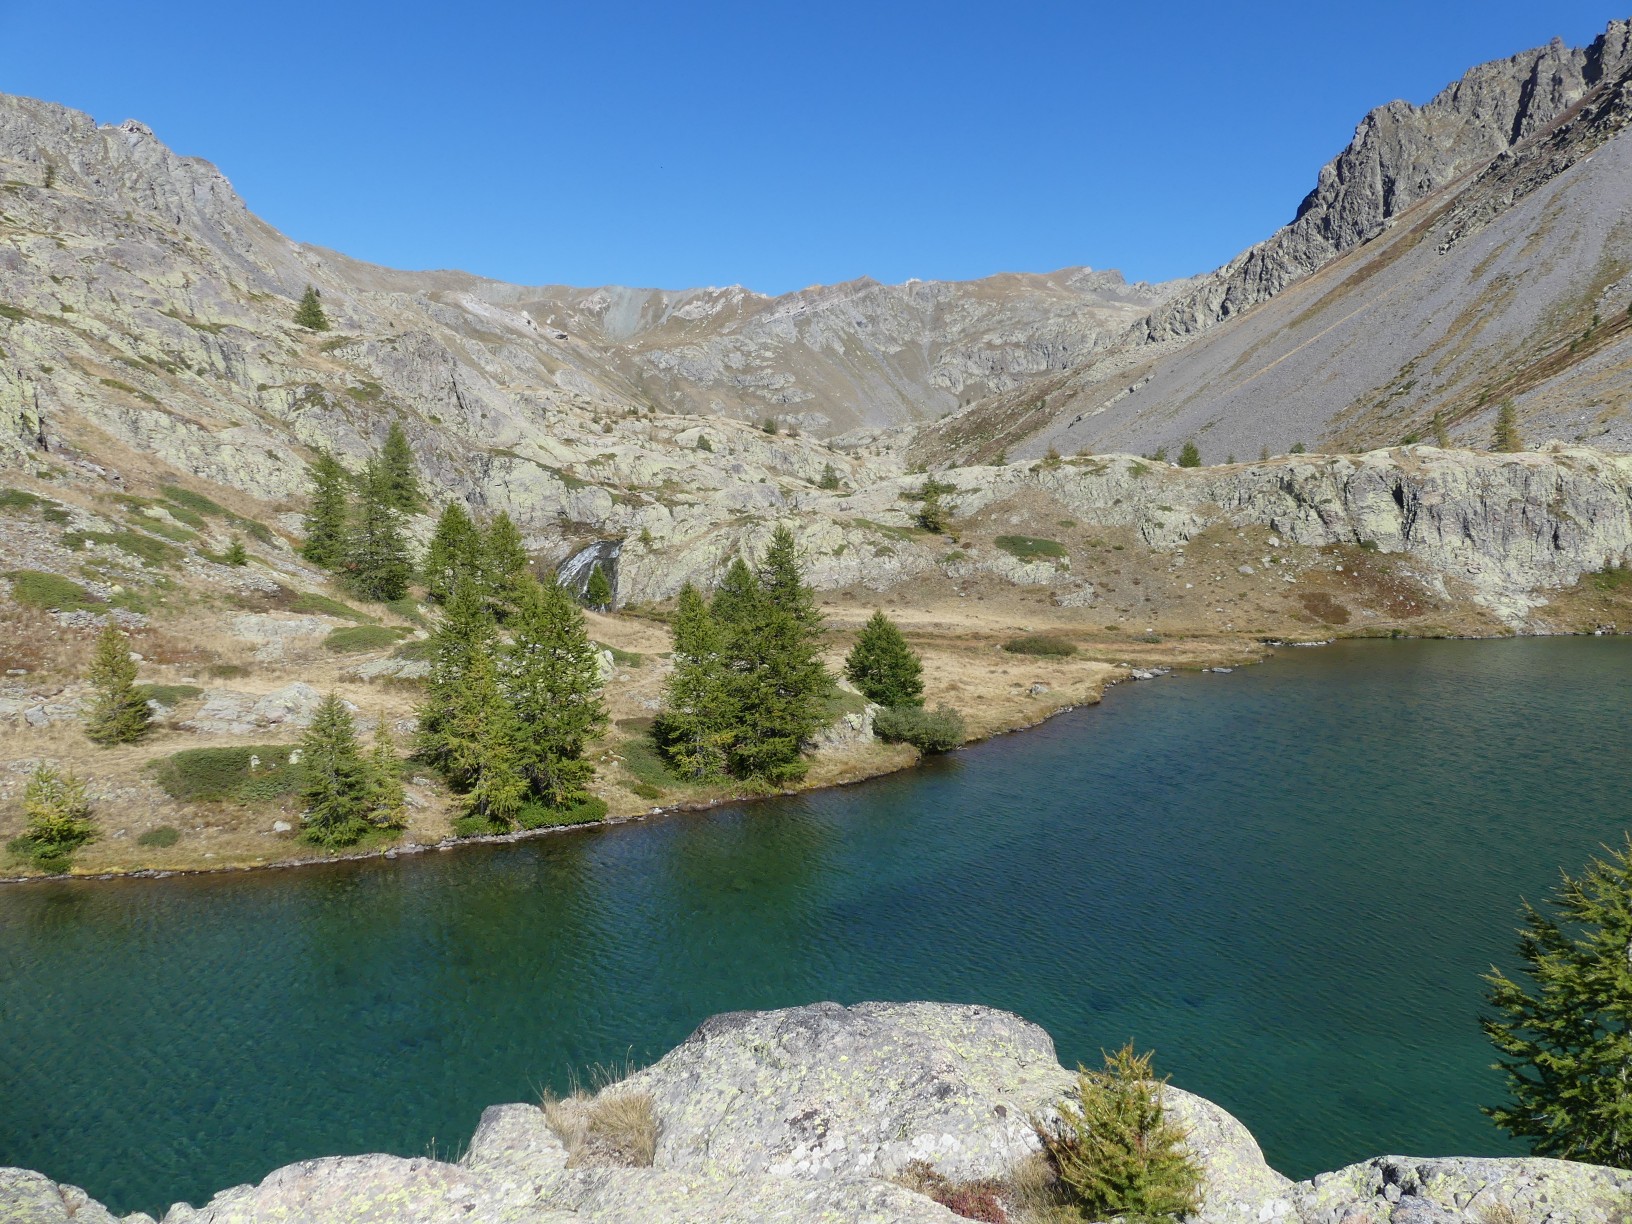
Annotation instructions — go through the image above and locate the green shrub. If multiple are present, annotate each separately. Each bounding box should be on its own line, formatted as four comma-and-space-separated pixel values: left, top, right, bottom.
149, 746, 303, 803
1036, 1044, 1202, 1224
136, 826, 180, 848
391, 637, 435, 661
994, 535, 1068, 562
0, 488, 47, 512
873, 704, 966, 752
322, 625, 407, 652
6, 569, 99, 612
595, 642, 642, 668
290, 593, 375, 622
1003, 634, 1077, 657
61, 530, 179, 568
206, 663, 250, 680
515, 796, 609, 828
136, 683, 202, 707
384, 596, 428, 627
619, 735, 681, 792
631, 782, 662, 800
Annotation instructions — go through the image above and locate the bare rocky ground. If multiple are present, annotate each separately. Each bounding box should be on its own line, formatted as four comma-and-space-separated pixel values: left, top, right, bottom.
4, 1001, 1628, 1222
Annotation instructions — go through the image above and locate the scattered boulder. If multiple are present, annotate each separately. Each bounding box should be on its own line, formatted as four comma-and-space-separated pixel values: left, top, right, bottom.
229, 614, 329, 662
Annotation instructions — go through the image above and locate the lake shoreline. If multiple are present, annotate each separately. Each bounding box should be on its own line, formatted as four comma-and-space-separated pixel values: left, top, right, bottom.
0, 627, 1521, 887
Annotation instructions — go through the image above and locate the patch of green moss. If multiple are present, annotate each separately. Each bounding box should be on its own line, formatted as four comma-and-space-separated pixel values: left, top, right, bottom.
61, 530, 179, 568
994, 535, 1068, 562
5, 569, 100, 612
323, 625, 409, 652
149, 746, 303, 803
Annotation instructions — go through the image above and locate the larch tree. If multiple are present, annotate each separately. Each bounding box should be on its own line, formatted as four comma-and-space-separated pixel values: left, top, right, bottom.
293, 285, 330, 331
378, 421, 425, 515
1482, 838, 1632, 1166
844, 610, 924, 709
583, 564, 613, 612
415, 576, 497, 769
443, 645, 527, 829
299, 693, 373, 847
423, 502, 479, 604
300, 450, 351, 570
654, 583, 736, 781
1494, 401, 1525, 452
344, 458, 413, 602
84, 622, 152, 745
506, 577, 607, 809
722, 527, 832, 783
480, 511, 530, 619
367, 719, 407, 829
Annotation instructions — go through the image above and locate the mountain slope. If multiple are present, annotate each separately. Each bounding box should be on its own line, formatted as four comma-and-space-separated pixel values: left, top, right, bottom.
916, 18, 1632, 466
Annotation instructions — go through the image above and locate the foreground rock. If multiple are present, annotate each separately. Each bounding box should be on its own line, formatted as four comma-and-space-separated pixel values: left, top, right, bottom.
3, 1002, 1627, 1222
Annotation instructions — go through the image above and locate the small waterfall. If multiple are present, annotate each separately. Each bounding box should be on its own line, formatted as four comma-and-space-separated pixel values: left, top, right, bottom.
556, 540, 621, 604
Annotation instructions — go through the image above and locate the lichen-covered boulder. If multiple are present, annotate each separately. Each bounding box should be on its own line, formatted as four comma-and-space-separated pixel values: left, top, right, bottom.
155, 1154, 569, 1223
0, 1168, 128, 1224
1291, 1154, 1632, 1224
622, 1000, 1076, 1181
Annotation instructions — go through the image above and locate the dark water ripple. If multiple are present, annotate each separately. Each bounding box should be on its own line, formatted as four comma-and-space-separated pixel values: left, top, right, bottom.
1, 638, 1629, 1216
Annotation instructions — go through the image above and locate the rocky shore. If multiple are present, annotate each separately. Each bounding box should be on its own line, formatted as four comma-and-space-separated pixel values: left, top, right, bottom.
4, 1002, 1625, 1222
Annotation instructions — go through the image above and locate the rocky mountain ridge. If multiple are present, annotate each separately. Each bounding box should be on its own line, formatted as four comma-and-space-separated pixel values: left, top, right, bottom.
4, 1001, 1625, 1222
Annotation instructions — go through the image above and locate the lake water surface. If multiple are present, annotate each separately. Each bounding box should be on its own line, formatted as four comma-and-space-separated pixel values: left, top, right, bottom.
2, 638, 1629, 1216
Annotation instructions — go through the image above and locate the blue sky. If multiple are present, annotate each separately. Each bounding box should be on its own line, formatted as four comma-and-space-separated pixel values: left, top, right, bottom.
2, 2, 1624, 293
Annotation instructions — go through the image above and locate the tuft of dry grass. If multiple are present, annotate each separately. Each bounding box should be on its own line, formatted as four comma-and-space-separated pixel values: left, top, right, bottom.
540, 1062, 657, 1169
1478, 1205, 1531, 1224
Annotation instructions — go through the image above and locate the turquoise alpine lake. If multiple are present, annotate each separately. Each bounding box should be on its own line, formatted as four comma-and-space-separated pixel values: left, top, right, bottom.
2, 638, 1629, 1216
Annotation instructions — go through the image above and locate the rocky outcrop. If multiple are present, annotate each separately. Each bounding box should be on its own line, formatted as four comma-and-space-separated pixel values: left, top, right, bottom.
610, 446, 1632, 627
4, 1002, 1624, 1223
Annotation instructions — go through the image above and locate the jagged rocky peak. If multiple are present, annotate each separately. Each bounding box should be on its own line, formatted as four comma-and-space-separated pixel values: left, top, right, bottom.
1141, 17, 1632, 343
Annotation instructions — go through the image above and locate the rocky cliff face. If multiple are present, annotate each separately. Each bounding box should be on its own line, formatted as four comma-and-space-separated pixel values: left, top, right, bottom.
5, 1002, 1625, 1222
1140, 20, 1632, 344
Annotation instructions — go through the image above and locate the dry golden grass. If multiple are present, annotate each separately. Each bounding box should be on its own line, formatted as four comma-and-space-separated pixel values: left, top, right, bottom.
1477, 1205, 1532, 1224
540, 1062, 657, 1168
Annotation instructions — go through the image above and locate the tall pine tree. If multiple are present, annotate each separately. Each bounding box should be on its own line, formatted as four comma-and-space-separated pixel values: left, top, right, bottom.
654, 584, 737, 780
345, 458, 413, 601
480, 511, 530, 619
299, 694, 373, 847
1483, 838, 1632, 1166
844, 610, 924, 708
442, 645, 527, 829
416, 576, 497, 769
378, 421, 425, 514
367, 718, 407, 829
721, 527, 832, 783
84, 622, 152, 745
300, 451, 351, 570
424, 502, 479, 604
506, 577, 607, 808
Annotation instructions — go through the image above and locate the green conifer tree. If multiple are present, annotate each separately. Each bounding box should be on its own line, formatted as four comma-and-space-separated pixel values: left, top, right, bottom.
84, 622, 151, 746
721, 528, 832, 783
916, 486, 950, 533
1432, 411, 1452, 448
344, 458, 412, 601
293, 285, 330, 331
819, 462, 842, 491
224, 535, 248, 566
367, 718, 407, 829
654, 584, 737, 780
480, 511, 529, 618
378, 421, 425, 514
506, 577, 607, 808
844, 610, 924, 708
583, 563, 613, 611
1177, 441, 1202, 468
300, 451, 351, 570
21, 765, 94, 869
423, 502, 479, 604
444, 645, 527, 829
1494, 401, 1525, 452
1482, 838, 1632, 1166
416, 576, 497, 769
299, 694, 373, 847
